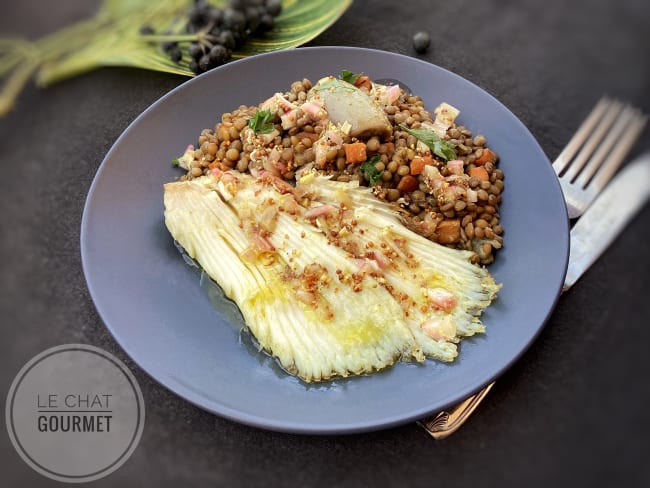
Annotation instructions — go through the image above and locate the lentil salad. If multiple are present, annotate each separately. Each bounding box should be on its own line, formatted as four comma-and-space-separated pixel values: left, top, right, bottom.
175, 71, 505, 264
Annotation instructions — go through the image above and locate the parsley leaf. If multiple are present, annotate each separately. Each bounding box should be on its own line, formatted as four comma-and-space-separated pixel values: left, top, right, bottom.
399, 124, 457, 161
171, 157, 180, 167
360, 155, 384, 185
248, 109, 275, 134
340, 69, 362, 85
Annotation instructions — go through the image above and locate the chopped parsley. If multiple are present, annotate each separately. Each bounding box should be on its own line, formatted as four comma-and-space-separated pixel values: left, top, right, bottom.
171, 157, 180, 167
339, 69, 362, 85
400, 124, 457, 161
248, 109, 275, 134
360, 155, 384, 185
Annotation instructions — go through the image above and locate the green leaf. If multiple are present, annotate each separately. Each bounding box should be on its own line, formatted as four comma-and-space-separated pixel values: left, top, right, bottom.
399, 125, 457, 161
172, 157, 180, 167
100, 0, 156, 17
235, 0, 353, 58
339, 69, 361, 84
37, 0, 353, 84
0, 0, 353, 116
248, 109, 275, 134
360, 155, 383, 185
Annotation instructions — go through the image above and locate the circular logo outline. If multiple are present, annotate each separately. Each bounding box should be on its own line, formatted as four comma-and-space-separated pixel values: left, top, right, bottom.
5, 344, 145, 483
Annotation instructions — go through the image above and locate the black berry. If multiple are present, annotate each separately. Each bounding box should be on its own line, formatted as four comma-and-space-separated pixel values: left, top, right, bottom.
412, 31, 430, 54
198, 54, 212, 71
209, 44, 228, 65
169, 47, 183, 63
188, 43, 203, 60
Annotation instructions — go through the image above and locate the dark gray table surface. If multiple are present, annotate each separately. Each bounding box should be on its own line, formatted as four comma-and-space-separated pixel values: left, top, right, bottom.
1, 1, 649, 487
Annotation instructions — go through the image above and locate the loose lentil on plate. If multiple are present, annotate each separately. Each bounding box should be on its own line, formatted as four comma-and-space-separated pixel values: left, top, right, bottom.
176, 74, 505, 265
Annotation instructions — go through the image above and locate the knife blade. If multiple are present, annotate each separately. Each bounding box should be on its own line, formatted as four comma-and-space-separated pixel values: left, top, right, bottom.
564, 152, 650, 290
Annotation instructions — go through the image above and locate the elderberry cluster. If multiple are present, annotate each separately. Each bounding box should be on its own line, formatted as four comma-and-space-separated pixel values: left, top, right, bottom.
141, 0, 283, 74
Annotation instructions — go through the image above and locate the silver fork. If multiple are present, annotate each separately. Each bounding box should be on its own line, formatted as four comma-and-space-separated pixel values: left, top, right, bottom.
553, 97, 647, 218
418, 97, 647, 440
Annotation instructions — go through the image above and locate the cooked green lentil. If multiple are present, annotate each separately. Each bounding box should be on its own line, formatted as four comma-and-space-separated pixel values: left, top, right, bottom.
178, 76, 504, 264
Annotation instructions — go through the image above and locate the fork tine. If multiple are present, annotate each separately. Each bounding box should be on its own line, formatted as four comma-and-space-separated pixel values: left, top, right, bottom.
552, 97, 612, 174
574, 105, 646, 188
561, 99, 624, 182
586, 111, 648, 192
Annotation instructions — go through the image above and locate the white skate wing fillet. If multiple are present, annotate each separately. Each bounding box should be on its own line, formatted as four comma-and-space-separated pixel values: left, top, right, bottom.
164, 171, 500, 382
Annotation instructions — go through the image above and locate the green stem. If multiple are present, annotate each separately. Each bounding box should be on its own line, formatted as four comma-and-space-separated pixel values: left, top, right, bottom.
0, 59, 39, 117
0, 38, 29, 51
0, 52, 23, 78
138, 34, 202, 43
36, 55, 104, 87
34, 15, 112, 60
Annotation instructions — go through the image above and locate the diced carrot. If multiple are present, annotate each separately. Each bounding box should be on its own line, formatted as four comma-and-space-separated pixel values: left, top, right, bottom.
208, 160, 222, 170
343, 142, 367, 164
397, 175, 419, 192
436, 219, 461, 244
410, 155, 433, 175
474, 148, 496, 165
469, 166, 489, 181
354, 75, 372, 90
410, 159, 426, 176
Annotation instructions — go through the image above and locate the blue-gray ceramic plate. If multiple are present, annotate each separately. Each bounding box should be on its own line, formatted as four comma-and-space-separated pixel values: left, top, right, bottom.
81, 47, 569, 434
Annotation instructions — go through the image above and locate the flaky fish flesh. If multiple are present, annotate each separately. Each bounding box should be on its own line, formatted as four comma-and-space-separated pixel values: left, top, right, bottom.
164, 170, 500, 382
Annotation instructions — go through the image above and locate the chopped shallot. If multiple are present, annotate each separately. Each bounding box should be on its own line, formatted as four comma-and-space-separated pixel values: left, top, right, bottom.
304, 204, 335, 219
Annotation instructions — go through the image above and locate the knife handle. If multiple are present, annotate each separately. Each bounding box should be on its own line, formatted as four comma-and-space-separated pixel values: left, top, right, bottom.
417, 382, 495, 439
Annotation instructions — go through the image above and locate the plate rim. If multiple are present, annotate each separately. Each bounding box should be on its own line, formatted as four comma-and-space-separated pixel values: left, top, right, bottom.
81, 46, 570, 434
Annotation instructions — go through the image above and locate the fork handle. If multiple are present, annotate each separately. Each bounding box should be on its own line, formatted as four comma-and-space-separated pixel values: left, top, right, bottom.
417, 382, 495, 439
